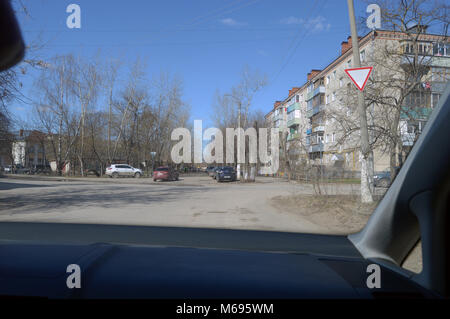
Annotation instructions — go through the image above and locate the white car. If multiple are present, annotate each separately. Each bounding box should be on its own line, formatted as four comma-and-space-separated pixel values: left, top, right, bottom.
106, 164, 142, 178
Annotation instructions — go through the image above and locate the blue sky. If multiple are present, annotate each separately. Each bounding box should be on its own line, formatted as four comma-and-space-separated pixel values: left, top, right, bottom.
12, 0, 370, 127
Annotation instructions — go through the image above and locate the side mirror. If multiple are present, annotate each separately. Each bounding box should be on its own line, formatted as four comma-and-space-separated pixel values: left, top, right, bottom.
0, 0, 25, 71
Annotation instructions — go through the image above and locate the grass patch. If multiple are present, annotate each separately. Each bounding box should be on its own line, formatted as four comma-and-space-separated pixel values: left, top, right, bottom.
271, 194, 379, 234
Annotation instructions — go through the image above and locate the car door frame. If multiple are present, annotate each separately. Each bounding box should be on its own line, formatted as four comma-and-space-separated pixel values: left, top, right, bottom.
349, 82, 450, 297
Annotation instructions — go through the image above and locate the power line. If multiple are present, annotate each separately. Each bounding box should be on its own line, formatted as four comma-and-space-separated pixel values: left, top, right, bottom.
272, 0, 329, 84
178, 0, 244, 27
41, 35, 295, 48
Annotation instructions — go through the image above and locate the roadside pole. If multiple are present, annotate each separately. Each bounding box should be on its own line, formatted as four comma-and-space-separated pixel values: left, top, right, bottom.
347, 0, 373, 203
237, 101, 241, 181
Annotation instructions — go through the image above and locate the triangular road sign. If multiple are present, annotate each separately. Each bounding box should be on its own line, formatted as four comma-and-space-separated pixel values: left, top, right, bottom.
344, 67, 373, 91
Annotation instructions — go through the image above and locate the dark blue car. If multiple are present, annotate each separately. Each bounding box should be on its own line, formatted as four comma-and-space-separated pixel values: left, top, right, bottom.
215, 166, 236, 182
373, 171, 390, 187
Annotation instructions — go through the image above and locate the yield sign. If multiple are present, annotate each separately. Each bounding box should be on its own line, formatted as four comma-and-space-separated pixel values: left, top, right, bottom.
344, 67, 373, 91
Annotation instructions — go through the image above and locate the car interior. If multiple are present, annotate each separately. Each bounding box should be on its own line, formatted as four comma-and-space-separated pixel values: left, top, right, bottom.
0, 0, 449, 302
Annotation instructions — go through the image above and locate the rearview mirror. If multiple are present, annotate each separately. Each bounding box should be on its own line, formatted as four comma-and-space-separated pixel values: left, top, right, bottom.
0, 0, 25, 71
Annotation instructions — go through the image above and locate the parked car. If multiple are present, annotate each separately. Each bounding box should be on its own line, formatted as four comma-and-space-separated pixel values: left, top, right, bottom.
14, 164, 31, 174
212, 167, 223, 179
373, 167, 400, 187
105, 164, 142, 178
373, 171, 390, 187
31, 164, 51, 175
215, 166, 236, 182
153, 166, 179, 182
3, 165, 12, 173
206, 166, 216, 177
84, 168, 100, 177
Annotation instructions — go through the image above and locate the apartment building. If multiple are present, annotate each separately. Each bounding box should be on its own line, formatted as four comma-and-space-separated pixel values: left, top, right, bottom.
266, 27, 449, 173
11, 129, 48, 167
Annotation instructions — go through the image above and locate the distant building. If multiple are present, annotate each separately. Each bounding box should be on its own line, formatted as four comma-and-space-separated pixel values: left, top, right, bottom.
11, 129, 48, 167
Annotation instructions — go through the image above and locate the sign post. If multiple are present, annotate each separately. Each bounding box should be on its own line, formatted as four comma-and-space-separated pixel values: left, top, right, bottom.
347, 0, 374, 203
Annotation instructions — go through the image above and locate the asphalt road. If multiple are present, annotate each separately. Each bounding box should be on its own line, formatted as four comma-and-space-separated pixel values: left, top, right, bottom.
0, 175, 367, 233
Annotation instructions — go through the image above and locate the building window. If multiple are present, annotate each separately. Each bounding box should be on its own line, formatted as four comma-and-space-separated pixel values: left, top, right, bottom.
332, 92, 336, 102
432, 67, 450, 82
326, 95, 329, 104
332, 132, 335, 142
404, 42, 413, 54
332, 71, 336, 79
347, 60, 352, 67
433, 42, 450, 56
296, 95, 300, 103
325, 134, 329, 143
339, 78, 343, 87
360, 50, 365, 62
432, 93, 440, 108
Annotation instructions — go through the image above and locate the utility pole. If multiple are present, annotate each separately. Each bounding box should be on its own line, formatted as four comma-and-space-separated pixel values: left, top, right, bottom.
237, 101, 241, 181
347, 0, 373, 203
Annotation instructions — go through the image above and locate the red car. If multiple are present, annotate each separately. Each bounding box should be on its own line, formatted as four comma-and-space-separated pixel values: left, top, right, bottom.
153, 166, 179, 181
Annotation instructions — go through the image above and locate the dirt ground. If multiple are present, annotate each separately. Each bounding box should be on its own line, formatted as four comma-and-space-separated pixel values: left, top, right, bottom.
270, 194, 377, 234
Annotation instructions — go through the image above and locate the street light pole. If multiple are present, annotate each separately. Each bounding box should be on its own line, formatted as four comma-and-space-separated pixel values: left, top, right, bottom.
347, 0, 373, 203
237, 100, 241, 181
224, 93, 242, 181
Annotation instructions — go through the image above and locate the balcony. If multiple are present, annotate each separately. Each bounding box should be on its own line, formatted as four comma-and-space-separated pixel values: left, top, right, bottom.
287, 102, 301, 113
274, 112, 285, 121
287, 132, 301, 141
306, 85, 325, 101
312, 125, 325, 133
307, 104, 325, 118
400, 106, 432, 120
309, 143, 324, 153
431, 82, 447, 93
287, 117, 301, 127
401, 132, 416, 146
431, 56, 450, 68
401, 54, 432, 66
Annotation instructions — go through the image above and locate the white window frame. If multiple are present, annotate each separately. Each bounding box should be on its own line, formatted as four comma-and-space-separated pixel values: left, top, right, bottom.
360, 50, 365, 62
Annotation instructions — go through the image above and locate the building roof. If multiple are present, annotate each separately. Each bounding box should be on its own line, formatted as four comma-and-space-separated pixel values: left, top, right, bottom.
267, 28, 449, 116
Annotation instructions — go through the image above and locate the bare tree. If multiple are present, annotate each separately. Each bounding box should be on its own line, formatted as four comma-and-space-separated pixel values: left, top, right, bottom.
212, 66, 267, 182
33, 55, 80, 175
72, 56, 102, 175
362, 0, 449, 179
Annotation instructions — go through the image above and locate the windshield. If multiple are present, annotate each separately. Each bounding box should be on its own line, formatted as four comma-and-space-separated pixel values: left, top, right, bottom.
1, 0, 448, 277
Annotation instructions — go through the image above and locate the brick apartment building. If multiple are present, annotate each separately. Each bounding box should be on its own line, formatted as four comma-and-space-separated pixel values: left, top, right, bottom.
265, 27, 449, 174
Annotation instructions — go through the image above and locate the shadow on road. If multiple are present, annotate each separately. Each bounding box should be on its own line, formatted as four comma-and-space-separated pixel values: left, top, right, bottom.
0, 184, 205, 214
0, 182, 55, 191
